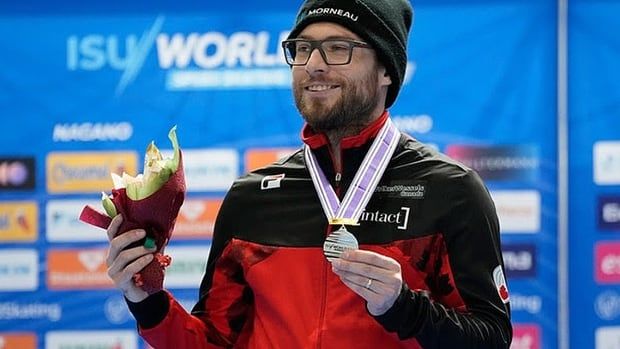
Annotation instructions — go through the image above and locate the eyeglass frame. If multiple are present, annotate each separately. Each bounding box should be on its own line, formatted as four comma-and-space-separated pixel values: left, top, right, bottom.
281, 38, 372, 66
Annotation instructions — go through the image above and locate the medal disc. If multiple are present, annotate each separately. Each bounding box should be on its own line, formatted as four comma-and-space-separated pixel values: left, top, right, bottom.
323, 226, 359, 261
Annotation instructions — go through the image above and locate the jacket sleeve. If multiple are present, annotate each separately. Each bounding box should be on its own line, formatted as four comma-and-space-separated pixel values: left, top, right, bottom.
373, 169, 513, 348
126, 182, 252, 348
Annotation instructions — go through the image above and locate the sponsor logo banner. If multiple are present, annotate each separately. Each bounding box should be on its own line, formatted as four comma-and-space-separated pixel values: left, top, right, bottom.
491, 190, 541, 234
163, 149, 238, 192
47, 249, 113, 289
46, 151, 137, 193
0, 202, 38, 242
45, 330, 137, 349
445, 145, 539, 182
0, 157, 35, 190
66, 20, 291, 93
502, 244, 537, 278
245, 148, 297, 172
509, 293, 542, 314
599, 196, 620, 231
174, 199, 222, 239
594, 141, 620, 185
0, 249, 38, 291
46, 200, 107, 242
52, 122, 133, 142
595, 290, 620, 321
104, 295, 132, 325
596, 242, 620, 284
0, 301, 61, 322
164, 245, 211, 289
0, 333, 37, 349
596, 326, 620, 349
392, 114, 434, 135
511, 324, 541, 349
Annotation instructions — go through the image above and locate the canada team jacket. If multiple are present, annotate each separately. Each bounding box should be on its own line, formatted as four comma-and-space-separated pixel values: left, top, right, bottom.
129, 113, 512, 348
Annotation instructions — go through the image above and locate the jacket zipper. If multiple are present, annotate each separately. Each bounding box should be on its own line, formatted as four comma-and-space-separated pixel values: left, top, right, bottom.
316, 145, 343, 349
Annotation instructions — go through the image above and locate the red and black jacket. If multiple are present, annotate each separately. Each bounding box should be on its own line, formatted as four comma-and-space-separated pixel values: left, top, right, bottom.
128, 113, 512, 348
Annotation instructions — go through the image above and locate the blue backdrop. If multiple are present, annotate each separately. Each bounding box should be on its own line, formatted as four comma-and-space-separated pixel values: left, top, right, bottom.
0, 0, 617, 348
569, 1, 620, 348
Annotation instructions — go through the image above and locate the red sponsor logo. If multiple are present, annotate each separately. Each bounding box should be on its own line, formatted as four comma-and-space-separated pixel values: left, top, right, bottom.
511, 324, 540, 349
596, 242, 620, 284
0, 333, 37, 349
245, 148, 297, 172
174, 199, 222, 239
47, 249, 114, 289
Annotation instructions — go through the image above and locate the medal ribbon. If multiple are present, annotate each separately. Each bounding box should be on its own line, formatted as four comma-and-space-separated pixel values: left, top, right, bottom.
304, 118, 400, 225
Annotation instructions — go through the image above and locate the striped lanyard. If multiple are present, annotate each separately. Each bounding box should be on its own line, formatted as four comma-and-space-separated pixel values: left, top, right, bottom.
304, 118, 399, 226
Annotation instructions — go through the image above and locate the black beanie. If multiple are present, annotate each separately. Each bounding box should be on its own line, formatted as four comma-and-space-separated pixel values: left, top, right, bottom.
287, 0, 413, 108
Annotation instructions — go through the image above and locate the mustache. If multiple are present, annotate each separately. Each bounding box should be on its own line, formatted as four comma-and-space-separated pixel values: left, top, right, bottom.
298, 77, 344, 85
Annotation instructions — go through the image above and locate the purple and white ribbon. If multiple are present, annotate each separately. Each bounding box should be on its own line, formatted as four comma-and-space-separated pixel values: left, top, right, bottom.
304, 118, 399, 225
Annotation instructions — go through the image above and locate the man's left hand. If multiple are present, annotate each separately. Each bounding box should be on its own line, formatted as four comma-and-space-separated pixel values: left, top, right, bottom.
331, 249, 403, 316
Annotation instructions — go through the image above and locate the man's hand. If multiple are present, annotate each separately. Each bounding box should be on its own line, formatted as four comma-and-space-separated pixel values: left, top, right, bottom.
331, 250, 403, 316
106, 215, 154, 302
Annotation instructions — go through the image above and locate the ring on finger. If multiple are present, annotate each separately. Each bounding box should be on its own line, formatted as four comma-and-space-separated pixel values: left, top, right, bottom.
365, 278, 373, 290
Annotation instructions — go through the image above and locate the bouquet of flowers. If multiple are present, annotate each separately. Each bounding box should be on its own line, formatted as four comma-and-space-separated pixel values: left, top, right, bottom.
80, 126, 186, 294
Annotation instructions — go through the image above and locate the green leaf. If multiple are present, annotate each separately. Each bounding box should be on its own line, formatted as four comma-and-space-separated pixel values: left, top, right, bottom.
101, 192, 117, 217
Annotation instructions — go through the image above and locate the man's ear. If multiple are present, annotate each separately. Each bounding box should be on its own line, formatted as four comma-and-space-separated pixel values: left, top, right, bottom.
379, 66, 392, 87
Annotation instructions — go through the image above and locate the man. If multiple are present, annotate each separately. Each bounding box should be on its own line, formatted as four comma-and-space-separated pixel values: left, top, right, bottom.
106, 0, 512, 348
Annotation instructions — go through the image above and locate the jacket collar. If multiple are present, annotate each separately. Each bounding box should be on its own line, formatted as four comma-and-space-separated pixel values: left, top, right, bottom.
301, 111, 390, 150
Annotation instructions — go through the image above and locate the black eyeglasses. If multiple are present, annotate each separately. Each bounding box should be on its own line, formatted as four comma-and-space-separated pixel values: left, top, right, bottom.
281, 39, 371, 66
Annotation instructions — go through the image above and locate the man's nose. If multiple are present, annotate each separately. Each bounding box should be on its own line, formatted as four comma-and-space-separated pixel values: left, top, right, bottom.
305, 48, 328, 75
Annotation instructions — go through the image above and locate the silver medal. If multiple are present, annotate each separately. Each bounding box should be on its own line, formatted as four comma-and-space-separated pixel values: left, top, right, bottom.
323, 225, 359, 262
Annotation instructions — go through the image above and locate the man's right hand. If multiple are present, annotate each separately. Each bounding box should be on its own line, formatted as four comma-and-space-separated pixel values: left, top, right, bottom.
106, 215, 155, 303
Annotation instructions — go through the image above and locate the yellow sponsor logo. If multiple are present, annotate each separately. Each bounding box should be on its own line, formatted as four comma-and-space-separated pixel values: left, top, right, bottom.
46, 152, 137, 193
0, 201, 38, 242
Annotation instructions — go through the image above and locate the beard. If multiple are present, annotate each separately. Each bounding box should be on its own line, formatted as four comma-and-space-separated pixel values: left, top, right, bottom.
293, 68, 381, 134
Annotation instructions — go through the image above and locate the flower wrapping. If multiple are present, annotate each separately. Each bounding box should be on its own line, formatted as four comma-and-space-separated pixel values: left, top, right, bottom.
79, 127, 186, 295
